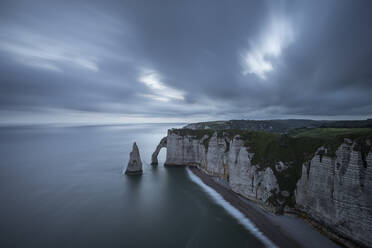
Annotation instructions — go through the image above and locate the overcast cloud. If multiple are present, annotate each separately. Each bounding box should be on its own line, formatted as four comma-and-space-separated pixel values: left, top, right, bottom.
0, 0, 371, 124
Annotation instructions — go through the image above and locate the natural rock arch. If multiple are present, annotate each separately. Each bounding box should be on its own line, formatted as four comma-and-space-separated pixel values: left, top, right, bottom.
151, 137, 167, 165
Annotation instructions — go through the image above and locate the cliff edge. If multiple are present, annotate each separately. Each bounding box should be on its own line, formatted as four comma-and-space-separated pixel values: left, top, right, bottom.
154, 127, 372, 247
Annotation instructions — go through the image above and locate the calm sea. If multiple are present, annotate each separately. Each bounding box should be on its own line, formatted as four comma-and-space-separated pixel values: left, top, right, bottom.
0, 124, 263, 248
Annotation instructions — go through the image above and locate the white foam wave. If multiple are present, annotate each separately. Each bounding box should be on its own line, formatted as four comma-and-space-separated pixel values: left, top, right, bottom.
186, 168, 277, 248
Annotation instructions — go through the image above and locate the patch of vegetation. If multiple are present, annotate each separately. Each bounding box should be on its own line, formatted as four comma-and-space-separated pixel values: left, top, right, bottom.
353, 137, 372, 168
290, 128, 372, 157
243, 133, 324, 196
203, 135, 212, 151
171, 128, 214, 140
224, 139, 230, 153
249, 128, 371, 195
289, 127, 372, 139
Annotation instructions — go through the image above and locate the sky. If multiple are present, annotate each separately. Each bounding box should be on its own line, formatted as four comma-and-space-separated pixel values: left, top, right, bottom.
0, 0, 371, 125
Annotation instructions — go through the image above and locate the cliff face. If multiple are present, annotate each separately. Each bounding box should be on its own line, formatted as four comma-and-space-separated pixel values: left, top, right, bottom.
157, 129, 372, 247
227, 136, 280, 206
296, 141, 372, 247
165, 130, 205, 167
164, 130, 283, 212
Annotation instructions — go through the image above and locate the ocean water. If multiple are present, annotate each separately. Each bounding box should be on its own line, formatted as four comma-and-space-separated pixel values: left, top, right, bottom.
0, 124, 264, 248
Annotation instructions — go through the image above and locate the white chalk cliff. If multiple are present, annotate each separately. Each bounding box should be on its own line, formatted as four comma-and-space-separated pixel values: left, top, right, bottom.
296, 141, 372, 247
153, 129, 372, 247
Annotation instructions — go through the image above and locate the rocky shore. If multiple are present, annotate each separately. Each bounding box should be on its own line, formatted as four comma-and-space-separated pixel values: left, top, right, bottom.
189, 167, 301, 247
189, 167, 341, 248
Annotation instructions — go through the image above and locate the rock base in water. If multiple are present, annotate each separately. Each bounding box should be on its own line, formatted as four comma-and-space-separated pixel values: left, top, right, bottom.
125, 169, 143, 175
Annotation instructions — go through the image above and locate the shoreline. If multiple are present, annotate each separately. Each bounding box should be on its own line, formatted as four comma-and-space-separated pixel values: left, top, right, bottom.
188, 166, 340, 248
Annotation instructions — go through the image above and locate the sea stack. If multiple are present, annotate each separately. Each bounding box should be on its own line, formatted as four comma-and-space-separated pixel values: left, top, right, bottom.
125, 142, 143, 175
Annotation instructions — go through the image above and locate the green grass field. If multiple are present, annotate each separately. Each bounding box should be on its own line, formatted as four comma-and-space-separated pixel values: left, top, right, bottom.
289, 127, 372, 139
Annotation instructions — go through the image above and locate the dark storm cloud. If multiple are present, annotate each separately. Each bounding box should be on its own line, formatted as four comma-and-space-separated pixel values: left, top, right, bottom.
271, 0, 372, 116
0, 0, 371, 123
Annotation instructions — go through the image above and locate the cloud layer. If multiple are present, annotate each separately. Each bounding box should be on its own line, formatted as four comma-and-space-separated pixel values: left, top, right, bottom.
0, 0, 371, 124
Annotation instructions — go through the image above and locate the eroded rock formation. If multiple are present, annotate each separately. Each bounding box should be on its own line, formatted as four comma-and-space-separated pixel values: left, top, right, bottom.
156, 128, 372, 247
125, 142, 143, 175
151, 137, 167, 165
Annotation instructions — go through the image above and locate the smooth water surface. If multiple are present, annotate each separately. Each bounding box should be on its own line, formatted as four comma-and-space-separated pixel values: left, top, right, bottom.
0, 124, 263, 248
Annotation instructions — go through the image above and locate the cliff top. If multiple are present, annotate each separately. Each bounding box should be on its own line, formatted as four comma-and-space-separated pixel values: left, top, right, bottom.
171, 126, 372, 140
289, 127, 372, 139
183, 119, 372, 133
